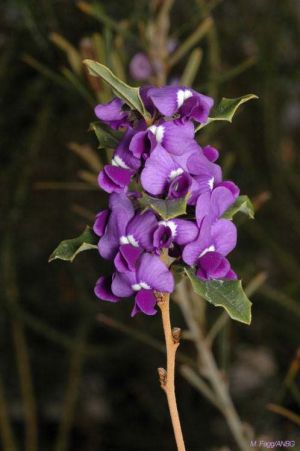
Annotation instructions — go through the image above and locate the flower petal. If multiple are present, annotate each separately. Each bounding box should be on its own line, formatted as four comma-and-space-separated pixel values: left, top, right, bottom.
126, 210, 158, 250
140, 145, 178, 195
137, 253, 174, 292
211, 219, 237, 256
93, 209, 109, 237
147, 86, 179, 116
173, 219, 199, 245
111, 271, 136, 298
131, 289, 157, 316
114, 244, 142, 272
94, 276, 120, 302
203, 145, 219, 162
161, 120, 195, 155
95, 98, 128, 129
98, 165, 132, 194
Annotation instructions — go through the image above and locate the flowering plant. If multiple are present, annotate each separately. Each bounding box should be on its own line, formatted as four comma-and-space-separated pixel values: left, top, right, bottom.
49, 60, 257, 450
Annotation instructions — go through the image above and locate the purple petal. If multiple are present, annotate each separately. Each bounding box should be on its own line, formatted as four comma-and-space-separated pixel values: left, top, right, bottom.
210, 186, 236, 219
171, 140, 203, 171
196, 186, 236, 225
196, 252, 231, 280
94, 276, 120, 302
114, 129, 141, 171
99, 207, 134, 260
98, 165, 132, 194
139, 86, 156, 115
129, 130, 149, 158
140, 145, 178, 195
95, 98, 128, 129
167, 172, 192, 199
131, 289, 157, 316
179, 92, 213, 123
137, 253, 174, 293
93, 209, 109, 237
203, 145, 219, 162
111, 271, 136, 298
225, 269, 238, 280
153, 225, 174, 249
108, 192, 134, 213
147, 86, 179, 116
195, 191, 211, 226
173, 219, 198, 245
217, 181, 240, 199
211, 219, 237, 256
114, 244, 142, 272
182, 217, 212, 265
126, 210, 158, 250
160, 120, 195, 155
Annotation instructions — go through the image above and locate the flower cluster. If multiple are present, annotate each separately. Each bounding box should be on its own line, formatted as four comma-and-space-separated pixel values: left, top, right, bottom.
93, 86, 239, 316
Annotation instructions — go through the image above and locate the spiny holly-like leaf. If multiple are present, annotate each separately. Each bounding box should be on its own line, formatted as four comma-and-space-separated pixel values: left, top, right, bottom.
89, 121, 121, 149
139, 193, 189, 220
196, 94, 258, 131
49, 226, 98, 263
223, 195, 254, 220
185, 268, 252, 324
83, 60, 148, 118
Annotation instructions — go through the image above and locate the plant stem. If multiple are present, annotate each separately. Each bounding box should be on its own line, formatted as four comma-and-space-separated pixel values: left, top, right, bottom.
157, 293, 186, 451
176, 280, 250, 451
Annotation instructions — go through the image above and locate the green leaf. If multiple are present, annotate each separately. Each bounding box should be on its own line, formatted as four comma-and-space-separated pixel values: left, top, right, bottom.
196, 94, 258, 131
185, 268, 252, 324
49, 226, 98, 263
89, 121, 121, 149
83, 59, 148, 118
139, 193, 189, 220
222, 195, 254, 220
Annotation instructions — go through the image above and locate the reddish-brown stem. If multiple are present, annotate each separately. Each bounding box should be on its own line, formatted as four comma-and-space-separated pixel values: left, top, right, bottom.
157, 293, 186, 451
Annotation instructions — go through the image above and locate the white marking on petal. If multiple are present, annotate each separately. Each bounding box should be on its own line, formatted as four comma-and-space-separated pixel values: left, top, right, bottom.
132, 283, 141, 291
120, 236, 129, 245
120, 235, 139, 247
158, 220, 177, 237
111, 155, 129, 169
131, 281, 151, 291
140, 281, 151, 290
177, 89, 193, 108
148, 125, 165, 144
127, 234, 139, 248
208, 177, 215, 190
199, 245, 215, 258
169, 168, 184, 180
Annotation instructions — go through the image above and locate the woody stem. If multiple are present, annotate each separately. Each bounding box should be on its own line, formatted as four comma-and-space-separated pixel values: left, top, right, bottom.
157, 293, 186, 451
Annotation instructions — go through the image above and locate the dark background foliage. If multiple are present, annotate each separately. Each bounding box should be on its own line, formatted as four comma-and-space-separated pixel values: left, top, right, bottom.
1, 0, 300, 450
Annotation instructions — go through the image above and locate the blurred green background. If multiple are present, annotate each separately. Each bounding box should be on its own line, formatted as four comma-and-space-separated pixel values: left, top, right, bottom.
1, 0, 300, 450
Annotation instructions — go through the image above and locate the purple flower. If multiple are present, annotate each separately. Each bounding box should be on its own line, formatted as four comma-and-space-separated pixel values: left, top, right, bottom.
91, 85, 244, 316
182, 216, 237, 280
95, 98, 129, 130
196, 185, 239, 225
112, 253, 174, 316
95, 193, 134, 260
140, 145, 192, 198
147, 86, 214, 123
130, 53, 153, 81
95, 276, 120, 302
129, 120, 195, 159
196, 252, 237, 280
153, 219, 198, 250
98, 165, 133, 194
94, 253, 174, 316
98, 203, 158, 261
186, 152, 222, 196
